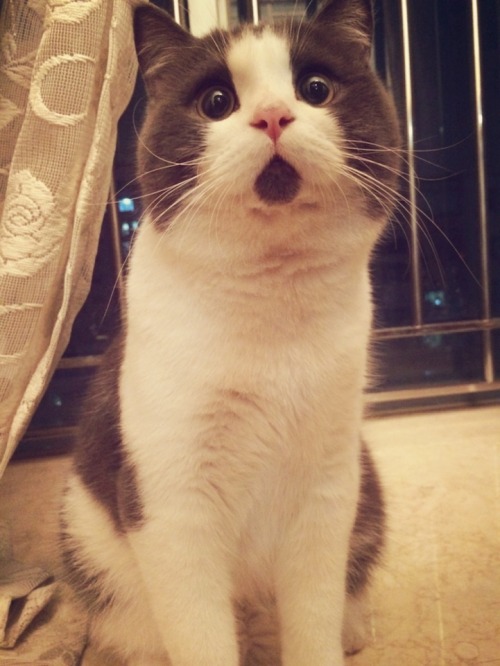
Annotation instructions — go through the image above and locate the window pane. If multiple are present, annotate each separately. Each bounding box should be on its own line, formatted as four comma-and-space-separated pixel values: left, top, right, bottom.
480, 1, 500, 318
408, 0, 483, 323
372, 0, 414, 328
372, 225, 414, 328
227, 1, 317, 25
26, 367, 97, 431
63, 210, 120, 357
373, 332, 484, 390
494, 330, 500, 381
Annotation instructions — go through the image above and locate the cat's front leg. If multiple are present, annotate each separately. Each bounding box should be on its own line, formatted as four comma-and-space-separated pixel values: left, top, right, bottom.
127, 509, 240, 666
276, 466, 359, 666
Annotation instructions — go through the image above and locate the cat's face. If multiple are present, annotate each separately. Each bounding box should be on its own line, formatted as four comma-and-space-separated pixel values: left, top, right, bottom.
134, 0, 400, 236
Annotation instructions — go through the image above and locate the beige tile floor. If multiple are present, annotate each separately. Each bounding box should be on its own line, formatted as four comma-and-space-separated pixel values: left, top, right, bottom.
0, 405, 499, 665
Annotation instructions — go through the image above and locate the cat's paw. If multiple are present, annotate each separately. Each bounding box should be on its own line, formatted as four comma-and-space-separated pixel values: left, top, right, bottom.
342, 594, 369, 656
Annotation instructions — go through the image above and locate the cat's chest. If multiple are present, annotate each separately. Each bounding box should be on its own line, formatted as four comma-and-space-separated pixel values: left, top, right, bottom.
126, 218, 370, 338
121, 221, 371, 447
119, 222, 368, 541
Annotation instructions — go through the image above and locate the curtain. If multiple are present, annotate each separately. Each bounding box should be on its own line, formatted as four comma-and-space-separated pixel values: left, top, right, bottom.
0, 0, 138, 478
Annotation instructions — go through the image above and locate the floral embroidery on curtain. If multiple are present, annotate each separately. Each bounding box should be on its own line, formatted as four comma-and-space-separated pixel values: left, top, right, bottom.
0, 0, 138, 478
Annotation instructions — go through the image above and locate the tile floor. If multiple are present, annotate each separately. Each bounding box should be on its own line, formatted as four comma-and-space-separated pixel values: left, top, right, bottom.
0, 405, 499, 665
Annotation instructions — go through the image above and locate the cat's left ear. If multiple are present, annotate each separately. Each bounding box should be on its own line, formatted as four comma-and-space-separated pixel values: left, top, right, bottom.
314, 0, 373, 53
134, 3, 197, 97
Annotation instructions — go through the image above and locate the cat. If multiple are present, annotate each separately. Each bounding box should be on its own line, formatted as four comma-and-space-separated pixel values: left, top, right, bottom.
60, 1, 400, 664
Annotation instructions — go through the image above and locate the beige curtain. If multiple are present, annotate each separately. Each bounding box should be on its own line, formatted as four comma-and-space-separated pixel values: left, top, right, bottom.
0, 0, 138, 477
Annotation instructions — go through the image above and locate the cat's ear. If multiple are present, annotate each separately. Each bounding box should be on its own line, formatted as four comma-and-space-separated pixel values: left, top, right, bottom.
134, 3, 196, 96
314, 0, 373, 52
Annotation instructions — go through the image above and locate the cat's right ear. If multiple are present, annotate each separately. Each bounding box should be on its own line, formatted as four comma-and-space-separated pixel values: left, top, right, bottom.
133, 3, 195, 97
314, 0, 373, 54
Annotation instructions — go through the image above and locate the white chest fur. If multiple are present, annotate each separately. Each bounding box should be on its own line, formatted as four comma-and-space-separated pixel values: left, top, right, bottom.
121, 210, 373, 509
117, 208, 376, 664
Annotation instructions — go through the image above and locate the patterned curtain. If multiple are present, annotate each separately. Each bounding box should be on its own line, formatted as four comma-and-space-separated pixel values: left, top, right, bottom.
0, 0, 138, 477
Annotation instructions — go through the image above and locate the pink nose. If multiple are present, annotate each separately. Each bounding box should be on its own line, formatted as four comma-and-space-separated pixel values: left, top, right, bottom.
250, 104, 295, 143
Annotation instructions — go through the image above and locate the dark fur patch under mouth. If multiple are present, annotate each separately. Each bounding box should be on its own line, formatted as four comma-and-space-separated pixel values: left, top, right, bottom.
254, 156, 302, 205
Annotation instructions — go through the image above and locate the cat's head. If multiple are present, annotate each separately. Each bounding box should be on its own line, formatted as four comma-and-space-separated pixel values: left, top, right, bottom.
133, 0, 400, 240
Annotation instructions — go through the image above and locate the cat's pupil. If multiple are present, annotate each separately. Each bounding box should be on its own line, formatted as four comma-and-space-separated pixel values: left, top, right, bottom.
198, 87, 235, 120
309, 80, 327, 100
209, 91, 227, 114
299, 74, 334, 106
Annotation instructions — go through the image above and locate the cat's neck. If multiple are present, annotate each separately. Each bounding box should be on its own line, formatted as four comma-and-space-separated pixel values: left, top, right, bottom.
127, 213, 376, 347
139, 196, 382, 283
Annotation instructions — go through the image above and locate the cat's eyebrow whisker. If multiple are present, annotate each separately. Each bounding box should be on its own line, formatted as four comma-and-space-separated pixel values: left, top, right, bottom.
207, 28, 230, 62
288, 4, 316, 59
283, 2, 306, 48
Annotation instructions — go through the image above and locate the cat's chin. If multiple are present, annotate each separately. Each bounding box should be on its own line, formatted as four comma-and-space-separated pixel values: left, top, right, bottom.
249, 200, 320, 221
254, 155, 302, 206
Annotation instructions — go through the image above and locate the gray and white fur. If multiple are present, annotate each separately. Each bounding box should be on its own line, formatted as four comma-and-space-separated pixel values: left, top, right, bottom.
60, 1, 400, 664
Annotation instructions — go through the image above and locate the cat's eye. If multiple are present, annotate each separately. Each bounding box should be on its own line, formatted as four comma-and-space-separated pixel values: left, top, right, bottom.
297, 74, 335, 106
197, 86, 236, 121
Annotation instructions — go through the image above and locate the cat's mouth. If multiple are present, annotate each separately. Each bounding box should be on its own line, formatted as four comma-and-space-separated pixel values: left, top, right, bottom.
254, 156, 302, 205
